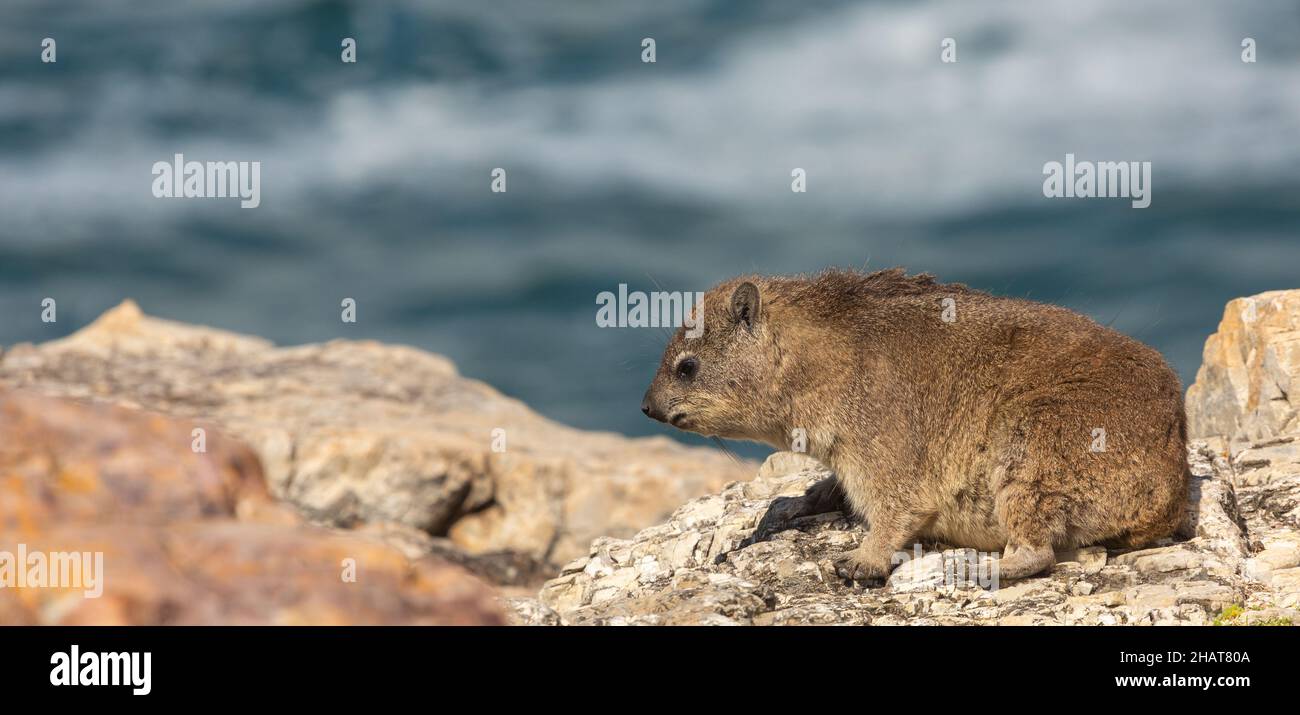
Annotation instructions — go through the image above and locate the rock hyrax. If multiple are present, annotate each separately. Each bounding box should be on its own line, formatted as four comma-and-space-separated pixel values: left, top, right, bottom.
641, 268, 1189, 582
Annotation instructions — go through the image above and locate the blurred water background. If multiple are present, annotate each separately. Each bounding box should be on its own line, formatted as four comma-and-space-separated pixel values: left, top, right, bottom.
2, 0, 1298, 457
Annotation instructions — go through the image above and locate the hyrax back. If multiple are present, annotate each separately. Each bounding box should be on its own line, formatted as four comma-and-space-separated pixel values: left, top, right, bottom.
641, 268, 1189, 582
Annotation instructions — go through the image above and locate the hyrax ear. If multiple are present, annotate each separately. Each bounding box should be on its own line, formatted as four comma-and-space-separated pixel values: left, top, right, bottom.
730, 282, 761, 330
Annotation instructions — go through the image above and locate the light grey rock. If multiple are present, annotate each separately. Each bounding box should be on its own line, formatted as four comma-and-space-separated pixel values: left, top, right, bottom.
524, 444, 1266, 626
1111, 545, 1235, 579
1055, 545, 1108, 575
505, 597, 559, 626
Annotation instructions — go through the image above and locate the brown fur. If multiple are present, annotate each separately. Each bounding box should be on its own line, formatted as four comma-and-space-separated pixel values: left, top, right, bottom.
642, 268, 1189, 582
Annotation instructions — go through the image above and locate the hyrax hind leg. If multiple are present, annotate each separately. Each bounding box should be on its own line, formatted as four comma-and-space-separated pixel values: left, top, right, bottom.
986, 541, 1055, 581
984, 438, 1069, 581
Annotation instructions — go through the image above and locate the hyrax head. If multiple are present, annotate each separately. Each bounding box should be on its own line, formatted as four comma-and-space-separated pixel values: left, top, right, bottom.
641, 279, 779, 441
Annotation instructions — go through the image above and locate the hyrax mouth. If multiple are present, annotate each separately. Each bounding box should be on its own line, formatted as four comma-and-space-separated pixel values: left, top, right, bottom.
668, 412, 688, 427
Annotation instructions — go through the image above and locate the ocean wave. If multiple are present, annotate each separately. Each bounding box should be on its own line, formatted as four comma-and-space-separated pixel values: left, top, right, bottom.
1, 0, 1297, 442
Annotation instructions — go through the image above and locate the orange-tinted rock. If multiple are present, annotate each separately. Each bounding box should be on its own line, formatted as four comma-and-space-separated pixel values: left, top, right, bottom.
0, 521, 504, 625
0, 389, 504, 625
1187, 290, 1300, 441
0, 388, 271, 532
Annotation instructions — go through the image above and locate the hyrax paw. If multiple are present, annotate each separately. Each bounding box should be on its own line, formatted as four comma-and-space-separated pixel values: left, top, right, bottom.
832, 550, 890, 583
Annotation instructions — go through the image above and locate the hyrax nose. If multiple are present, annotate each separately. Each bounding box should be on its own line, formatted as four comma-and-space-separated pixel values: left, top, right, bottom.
641, 392, 665, 422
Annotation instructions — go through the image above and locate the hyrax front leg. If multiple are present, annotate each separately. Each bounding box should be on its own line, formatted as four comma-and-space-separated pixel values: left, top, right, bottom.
832, 536, 897, 583
833, 510, 929, 584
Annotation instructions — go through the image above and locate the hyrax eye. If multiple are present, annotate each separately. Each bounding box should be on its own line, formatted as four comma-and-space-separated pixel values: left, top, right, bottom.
676, 357, 699, 380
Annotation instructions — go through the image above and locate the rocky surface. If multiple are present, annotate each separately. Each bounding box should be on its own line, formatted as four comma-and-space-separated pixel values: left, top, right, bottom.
1232, 435, 1300, 619
8, 291, 1300, 626
511, 446, 1300, 625
0, 389, 505, 625
0, 301, 752, 581
1187, 289, 1300, 443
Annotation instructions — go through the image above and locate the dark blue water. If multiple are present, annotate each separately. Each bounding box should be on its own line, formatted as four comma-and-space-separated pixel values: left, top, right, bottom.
3, 0, 1299, 459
